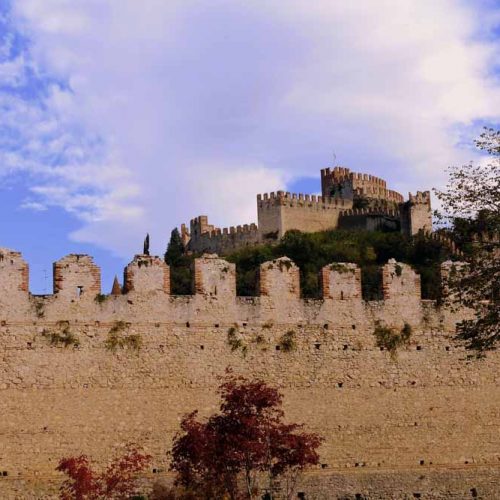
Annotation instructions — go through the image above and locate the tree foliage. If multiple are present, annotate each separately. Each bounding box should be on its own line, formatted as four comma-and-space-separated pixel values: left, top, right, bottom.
170, 374, 323, 499
166, 229, 454, 300
56, 448, 151, 500
435, 128, 500, 352
164, 228, 192, 295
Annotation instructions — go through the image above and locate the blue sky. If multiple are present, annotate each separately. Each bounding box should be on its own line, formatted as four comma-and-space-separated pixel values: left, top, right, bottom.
1, 0, 500, 293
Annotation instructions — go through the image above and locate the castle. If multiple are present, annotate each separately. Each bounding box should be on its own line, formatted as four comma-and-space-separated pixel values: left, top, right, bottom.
0, 244, 499, 498
183, 166, 432, 254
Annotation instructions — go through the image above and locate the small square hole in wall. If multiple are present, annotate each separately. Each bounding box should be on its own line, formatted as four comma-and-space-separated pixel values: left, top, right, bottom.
200, 345, 204, 350
343, 345, 349, 350
314, 343, 321, 350
186, 322, 190, 328
413, 495, 421, 499
214, 323, 219, 328
275, 345, 281, 351
445, 346, 450, 351
470, 488, 478, 498
155, 323, 160, 328
321, 463, 328, 469
1, 320, 6, 326
2, 471, 8, 476
416, 345, 422, 351
355, 495, 363, 500
352, 324, 356, 330
242, 322, 247, 327
27, 342, 32, 348
297, 493, 306, 500
323, 324, 329, 329
419, 460, 424, 465
337, 382, 343, 388
380, 346, 384, 351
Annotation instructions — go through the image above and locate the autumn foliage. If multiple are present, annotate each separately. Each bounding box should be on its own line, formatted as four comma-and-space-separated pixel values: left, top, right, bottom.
170, 374, 323, 499
56, 447, 151, 499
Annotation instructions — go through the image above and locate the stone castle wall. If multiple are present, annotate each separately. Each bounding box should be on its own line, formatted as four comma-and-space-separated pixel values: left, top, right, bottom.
0, 249, 499, 499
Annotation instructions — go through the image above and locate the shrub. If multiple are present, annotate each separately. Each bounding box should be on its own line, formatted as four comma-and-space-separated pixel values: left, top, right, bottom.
170, 374, 323, 499
374, 322, 412, 356
42, 321, 79, 348
227, 327, 246, 355
94, 293, 108, 304
278, 330, 296, 352
57, 448, 151, 499
105, 321, 142, 352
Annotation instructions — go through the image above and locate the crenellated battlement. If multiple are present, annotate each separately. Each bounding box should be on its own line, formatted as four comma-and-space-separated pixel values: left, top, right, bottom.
257, 191, 351, 209
408, 190, 431, 204
321, 166, 405, 203
0, 248, 455, 311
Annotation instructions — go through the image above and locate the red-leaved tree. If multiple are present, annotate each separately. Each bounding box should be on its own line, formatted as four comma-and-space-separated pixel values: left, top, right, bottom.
57, 447, 151, 500
170, 375, 323, 499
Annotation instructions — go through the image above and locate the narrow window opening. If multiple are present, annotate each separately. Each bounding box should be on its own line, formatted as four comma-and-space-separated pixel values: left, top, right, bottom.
352, 324, 356, 330
77, 286, 84, 298
186, 322, 190, 328
340, 290, 344, 300
200, 345, 204, 350
214, 286, 217, 296
297, 493, 306, 500
470, 488, 478, 498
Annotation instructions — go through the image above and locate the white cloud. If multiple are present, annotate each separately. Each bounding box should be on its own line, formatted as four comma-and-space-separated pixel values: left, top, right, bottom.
0, 0, 499, 257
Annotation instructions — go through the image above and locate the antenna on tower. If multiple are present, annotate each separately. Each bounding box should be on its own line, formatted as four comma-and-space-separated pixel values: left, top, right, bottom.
43, 268, 48, 294
332, 150, 337, 165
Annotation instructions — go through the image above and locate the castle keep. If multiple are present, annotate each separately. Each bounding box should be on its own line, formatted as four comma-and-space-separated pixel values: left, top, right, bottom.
0, 247, 499, 498
183, 167, 432, 254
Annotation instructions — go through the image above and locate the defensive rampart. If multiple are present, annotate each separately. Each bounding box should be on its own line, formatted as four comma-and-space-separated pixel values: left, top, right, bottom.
0, 249, 499, 499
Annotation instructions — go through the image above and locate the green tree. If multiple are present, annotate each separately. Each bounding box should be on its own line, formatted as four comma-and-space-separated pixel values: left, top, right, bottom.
435, 128, 500, 352
165, 228, 192, 295
165, 228, 185, 265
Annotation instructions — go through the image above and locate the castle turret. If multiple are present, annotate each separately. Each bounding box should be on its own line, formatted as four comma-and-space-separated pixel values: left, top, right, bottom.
400, 191, 432, 235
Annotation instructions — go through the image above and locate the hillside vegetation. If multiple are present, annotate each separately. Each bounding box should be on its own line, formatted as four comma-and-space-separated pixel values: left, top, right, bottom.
166, 229, 457, 300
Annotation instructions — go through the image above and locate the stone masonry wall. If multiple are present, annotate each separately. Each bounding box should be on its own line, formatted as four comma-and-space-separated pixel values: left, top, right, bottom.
0, 250, 499, 499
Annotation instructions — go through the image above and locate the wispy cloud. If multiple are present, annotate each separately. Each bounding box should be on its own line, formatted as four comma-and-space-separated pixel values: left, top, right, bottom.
0, 0, 499, 256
